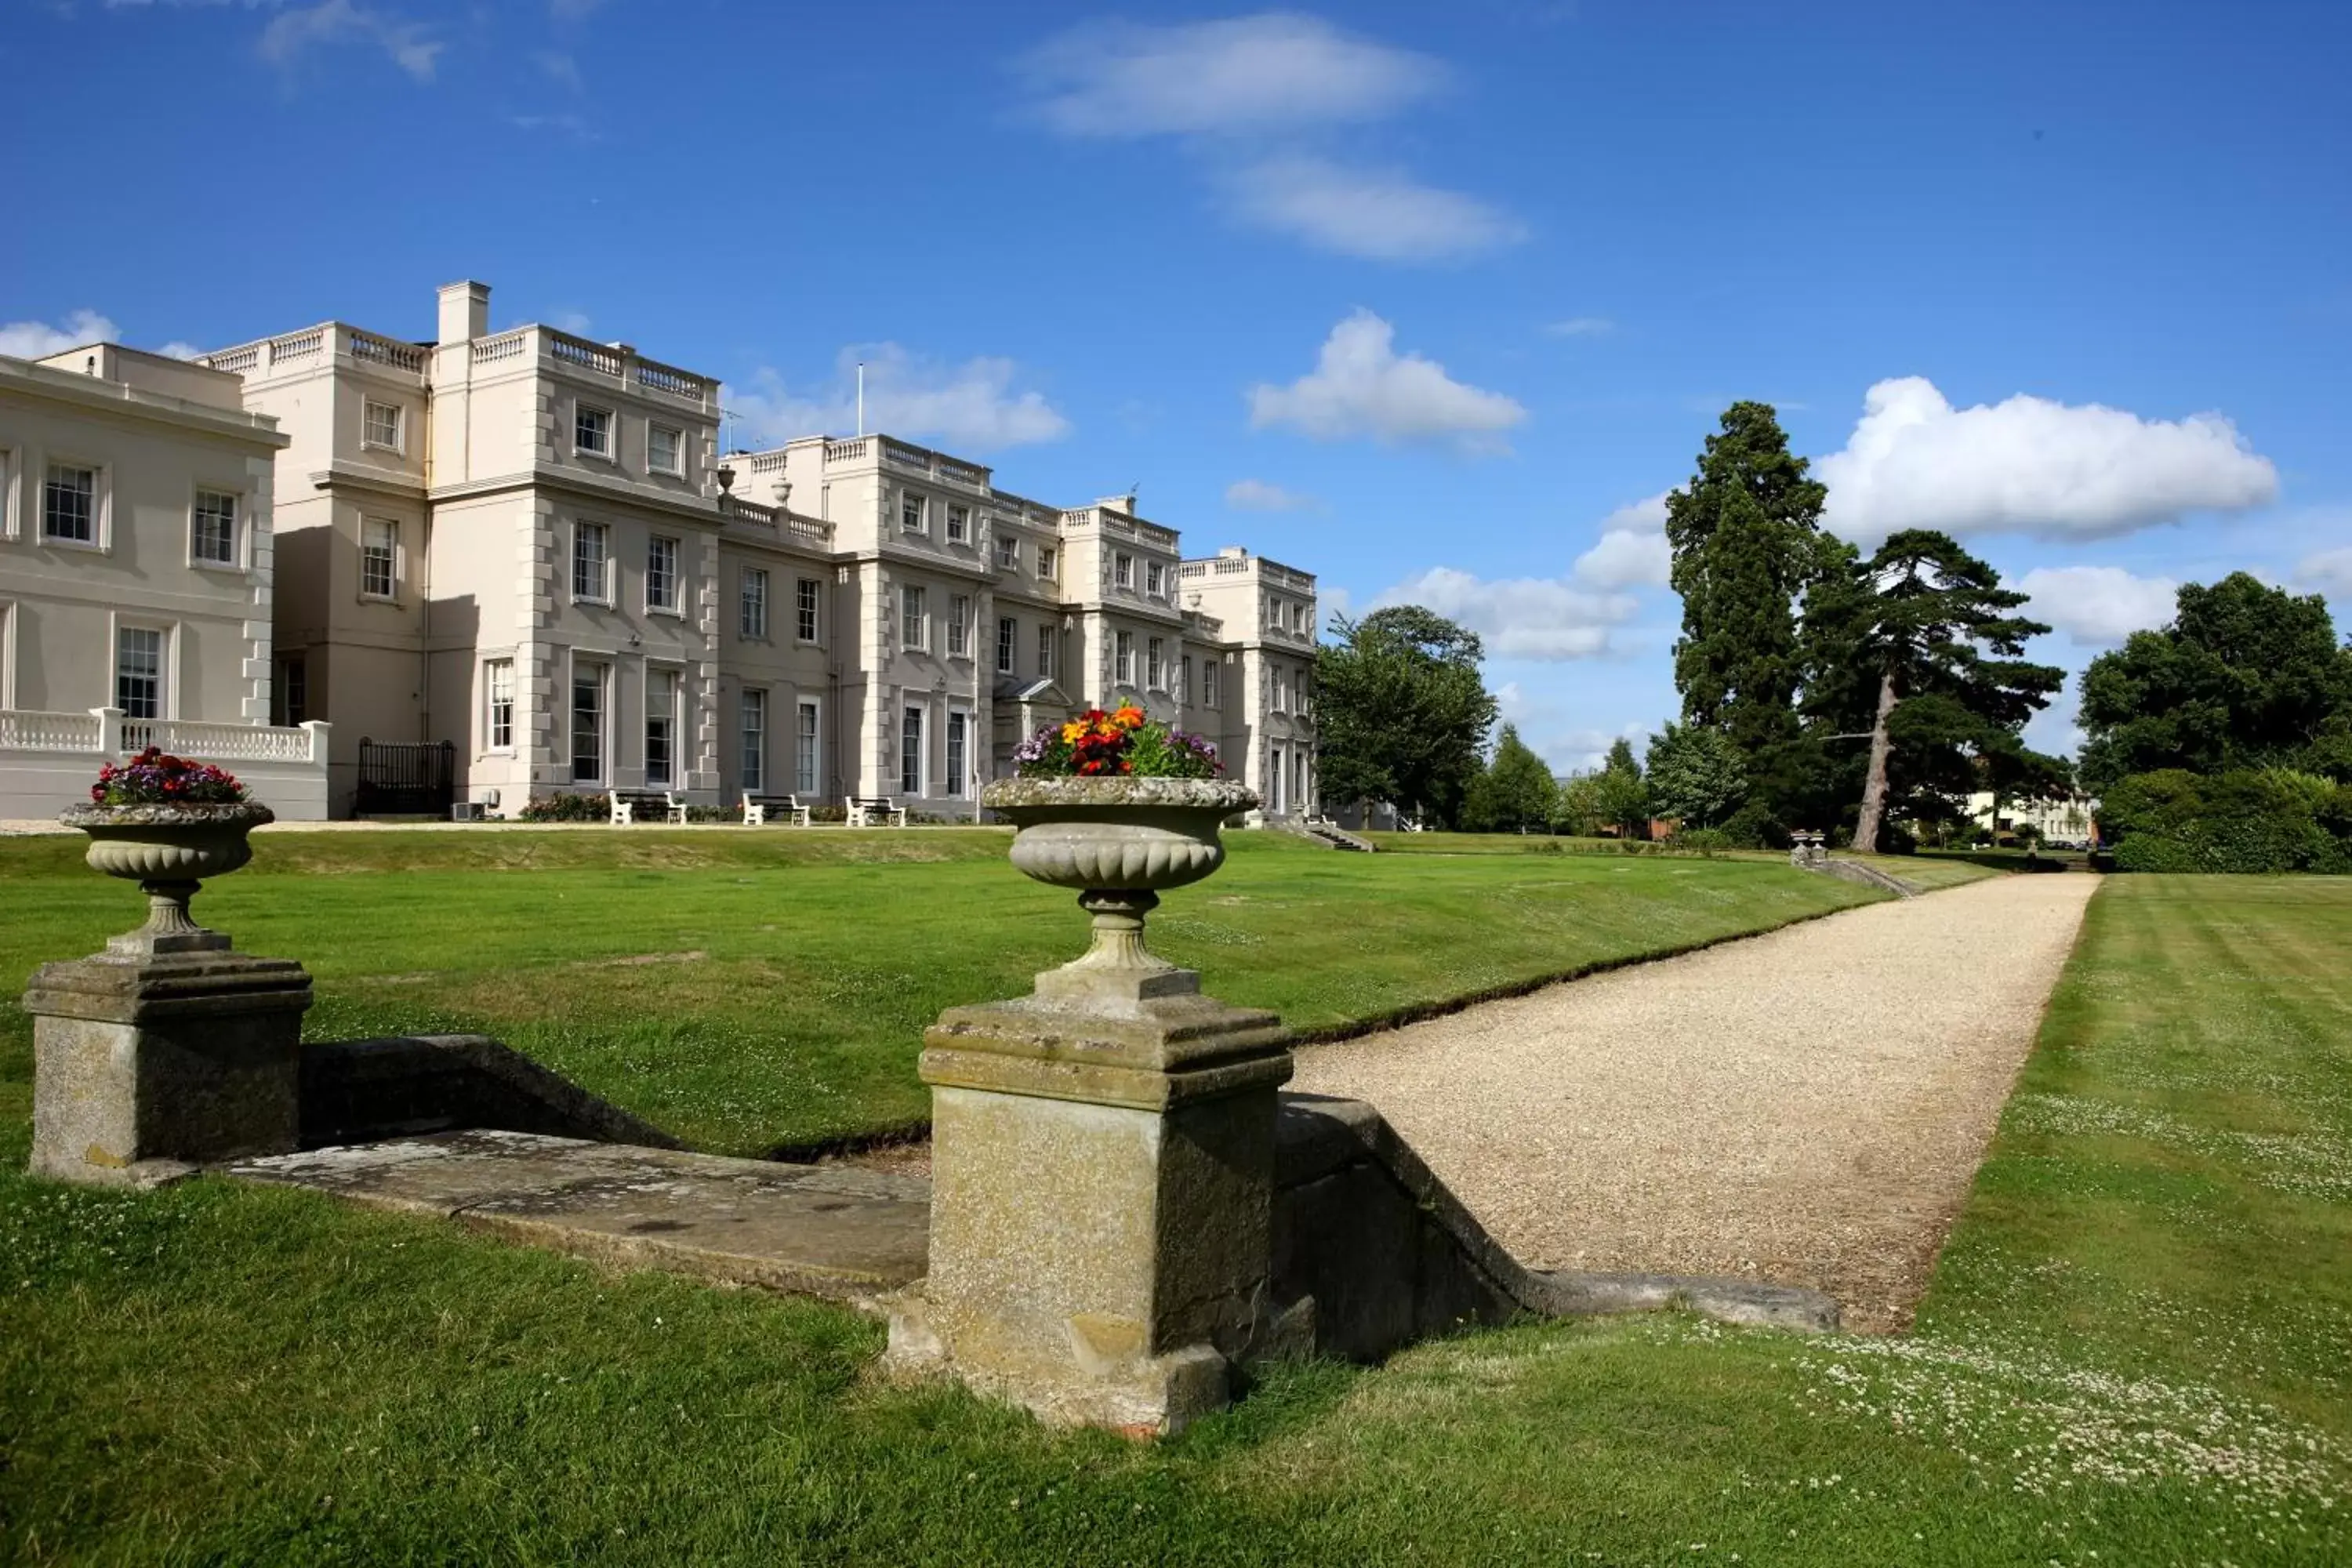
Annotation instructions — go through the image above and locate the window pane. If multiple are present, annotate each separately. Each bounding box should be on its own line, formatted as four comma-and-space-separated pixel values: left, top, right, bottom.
646, 669, 675, 786
572, 666, 604, 782
486, 659, 514, 750
946, 712, 967, 797
797, 579, 819, 641
193, 491, 237, 565
647, 536, 677, 611
115, 627, 162, 719
573, 524, 607, 601
741, 689, 767, 793
1037, 623, 1054, 677
797, 700, 819, 794
362, 519, 397, 597
742, 569, 768, 637
901, 707, 923, 795
43, 466, 95, 543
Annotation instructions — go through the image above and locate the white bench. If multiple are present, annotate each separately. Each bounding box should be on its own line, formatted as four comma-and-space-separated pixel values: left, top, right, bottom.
742, 792, 812, 828
845, 795, 908, 828
610, 790, 689, 825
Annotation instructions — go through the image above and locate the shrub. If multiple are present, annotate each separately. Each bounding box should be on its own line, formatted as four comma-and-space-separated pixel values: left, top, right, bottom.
2103, 768, 2352, 873
517, 793, 606, 823
1668, 828, 1733, 855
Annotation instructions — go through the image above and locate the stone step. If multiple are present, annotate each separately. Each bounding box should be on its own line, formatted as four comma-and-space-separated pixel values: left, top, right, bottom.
224, 1130, 931, 1305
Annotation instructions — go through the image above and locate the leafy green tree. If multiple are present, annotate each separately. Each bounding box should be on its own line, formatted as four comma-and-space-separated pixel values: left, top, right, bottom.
1592, 737, 1651, 837
2078, 573, 2352, 790
1667, 403, 1838, 757
1803, 530, 2063, 852
1315, 607, 1497, 829
1549, 770, 1604, 836
1462, 724, 1559, 833
1643, 721, 1748, 829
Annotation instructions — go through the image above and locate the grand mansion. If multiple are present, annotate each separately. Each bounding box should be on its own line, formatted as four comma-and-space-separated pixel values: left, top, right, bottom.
0, 280, 1319, 822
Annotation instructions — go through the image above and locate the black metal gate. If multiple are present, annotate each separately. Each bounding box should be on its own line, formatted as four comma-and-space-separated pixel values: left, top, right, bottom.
355, 738, 456, 816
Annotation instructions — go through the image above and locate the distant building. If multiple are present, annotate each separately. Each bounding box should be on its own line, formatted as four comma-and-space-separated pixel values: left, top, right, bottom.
0, 343, 328, 818
1969, 790, 2096, 845
197, 279, 1317, 819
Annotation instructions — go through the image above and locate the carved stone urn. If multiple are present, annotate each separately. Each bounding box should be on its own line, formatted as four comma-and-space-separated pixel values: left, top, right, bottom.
889, 773, 1295, 1436
60, 801, 274, 956
985, 775, 1258, 1011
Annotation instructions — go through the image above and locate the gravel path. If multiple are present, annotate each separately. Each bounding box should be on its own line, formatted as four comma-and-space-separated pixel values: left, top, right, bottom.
1290, 873, 2101, 1331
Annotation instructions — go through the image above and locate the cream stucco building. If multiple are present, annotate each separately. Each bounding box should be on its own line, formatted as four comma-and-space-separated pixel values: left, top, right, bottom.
0, 344, 329, 818
199, 280, 1316, 820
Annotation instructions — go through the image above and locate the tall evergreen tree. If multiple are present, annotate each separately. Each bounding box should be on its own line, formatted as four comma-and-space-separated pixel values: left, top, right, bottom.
1592, 737, 1651, 837
1667, 402, 1835, 757
1644, 721, 1748, 829
1805, 530, 2063, 852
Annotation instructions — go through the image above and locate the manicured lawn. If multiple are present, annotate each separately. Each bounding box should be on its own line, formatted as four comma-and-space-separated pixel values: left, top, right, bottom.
1364, 829, 1998, 891
0, 828, 1889, 1154
3, 851, 2345, 1564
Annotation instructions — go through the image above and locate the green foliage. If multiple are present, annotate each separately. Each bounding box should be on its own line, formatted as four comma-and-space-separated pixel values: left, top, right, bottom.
517, 793, 608, 822
1314, 606, 1497, 829
2078, 573, 2352, 791
1461, 724, 1558, 833
1592, 737, 1650, 836
1643, 722, 1748, 829
2101, 767, 2352, 873
1667, 403, 1837, 757
1802, 529, 2064, 849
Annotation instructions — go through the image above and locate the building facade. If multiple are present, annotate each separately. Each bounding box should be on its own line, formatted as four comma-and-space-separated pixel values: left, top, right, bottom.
0, 344, 328, 818
200, 279, 1316, 820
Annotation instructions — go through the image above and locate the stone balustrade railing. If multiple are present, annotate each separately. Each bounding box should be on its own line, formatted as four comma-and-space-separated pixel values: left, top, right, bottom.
1, 708, 329, 764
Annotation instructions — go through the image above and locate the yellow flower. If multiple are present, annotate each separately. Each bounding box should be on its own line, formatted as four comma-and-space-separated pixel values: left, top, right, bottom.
1061, 720, 1087, 743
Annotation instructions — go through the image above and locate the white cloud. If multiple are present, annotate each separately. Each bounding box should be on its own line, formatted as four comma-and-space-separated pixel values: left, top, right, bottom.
550, 309, 593, 335
157, 341, 205, 361
729, 344, 1071, 454
1572, 491, 1672, 588
1224, 477, 1321, 513
0, 310, 121, 360
1223, 156, 1524, 262
2296, 546, 2352, 597
260, 1, 442, 82
534, 49, 583, 93
1248, 310, 1525, 452
1373, 566, 1636, 662
1817, 376, 2279, 543
1544, 317, 1613, 338
2018, 565, 2180, 648
1021, 13, 1446, 137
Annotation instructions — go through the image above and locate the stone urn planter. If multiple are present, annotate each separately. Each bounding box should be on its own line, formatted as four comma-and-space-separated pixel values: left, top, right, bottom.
983, 776, 1258, 1007
60, 801, 274, 956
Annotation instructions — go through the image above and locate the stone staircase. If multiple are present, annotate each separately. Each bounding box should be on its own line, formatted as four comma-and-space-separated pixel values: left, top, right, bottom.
1287, 817, 1375, 853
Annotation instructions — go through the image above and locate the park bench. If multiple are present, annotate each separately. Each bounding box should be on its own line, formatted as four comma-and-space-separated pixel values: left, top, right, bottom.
844, 795, 908, 828
609, 790, 689, 826
741, 792, 813, 828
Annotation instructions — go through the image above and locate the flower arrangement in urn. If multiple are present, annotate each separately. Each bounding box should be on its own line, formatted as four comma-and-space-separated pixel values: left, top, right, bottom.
65, 750, 273, 956
1013, 704, 1222, 779
89, 746, 249, 806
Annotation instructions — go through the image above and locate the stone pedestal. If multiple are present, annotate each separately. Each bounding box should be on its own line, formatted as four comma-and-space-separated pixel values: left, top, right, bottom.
25, 950, 313, 1186
885, 946, 1295, 1437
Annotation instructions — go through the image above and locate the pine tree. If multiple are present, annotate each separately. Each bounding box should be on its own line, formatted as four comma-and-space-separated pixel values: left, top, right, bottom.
1667, 403, 1835, 758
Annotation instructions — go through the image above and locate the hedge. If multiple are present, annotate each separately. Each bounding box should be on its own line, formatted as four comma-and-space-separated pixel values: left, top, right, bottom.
2101, 768, 2352, 874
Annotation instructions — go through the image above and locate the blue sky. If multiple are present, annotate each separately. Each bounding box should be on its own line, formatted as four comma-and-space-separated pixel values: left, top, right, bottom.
6, 0, 2347, 768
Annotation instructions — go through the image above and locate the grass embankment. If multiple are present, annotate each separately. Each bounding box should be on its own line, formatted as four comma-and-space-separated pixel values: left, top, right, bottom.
0, 829, 1886, 1154
5, 851, 2343, 1563
1364, 829, 1996, 891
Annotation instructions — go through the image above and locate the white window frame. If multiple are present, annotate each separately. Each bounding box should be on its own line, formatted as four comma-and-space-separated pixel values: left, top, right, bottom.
484, 657, 515, 753
741, 567, 770, 639
944, 594, 968, 657
1037, 622, 1054, 679
572, 521, 611, 604
946, 503, 969, 544
644, 666, 679, 788
901, 705, 924, 795
1114, 552, 1134, 590
114, 624, 166, 720
946, 709, 970, 799
1146, 561, 1165, 599
191, 488, 241, 570
361, 516, 399, 601
575, 403, 615, 461
648, 423, 684, 477
0, 445, 19, 542
901, 585, 927, 652
571, 659, 608, 783
740, 687, 768, 793
796, 696, 821, 795
1179, 655, 1192, 705
795, 577, 820, 644
996, 615, 1016, 676
900, 491, 927, 535
995, 535, 1018, 570
362, 399, 405, 455
1115, 630, 1134, 686
1204, 660, 1221, 709
645, 534, 681, 615
1036, 546, 1057, 581
1147, 637, 1165, 691
41, 460, 104, 550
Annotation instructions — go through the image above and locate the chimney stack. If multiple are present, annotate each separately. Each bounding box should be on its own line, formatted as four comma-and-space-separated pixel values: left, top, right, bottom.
437, 280, 490, 347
